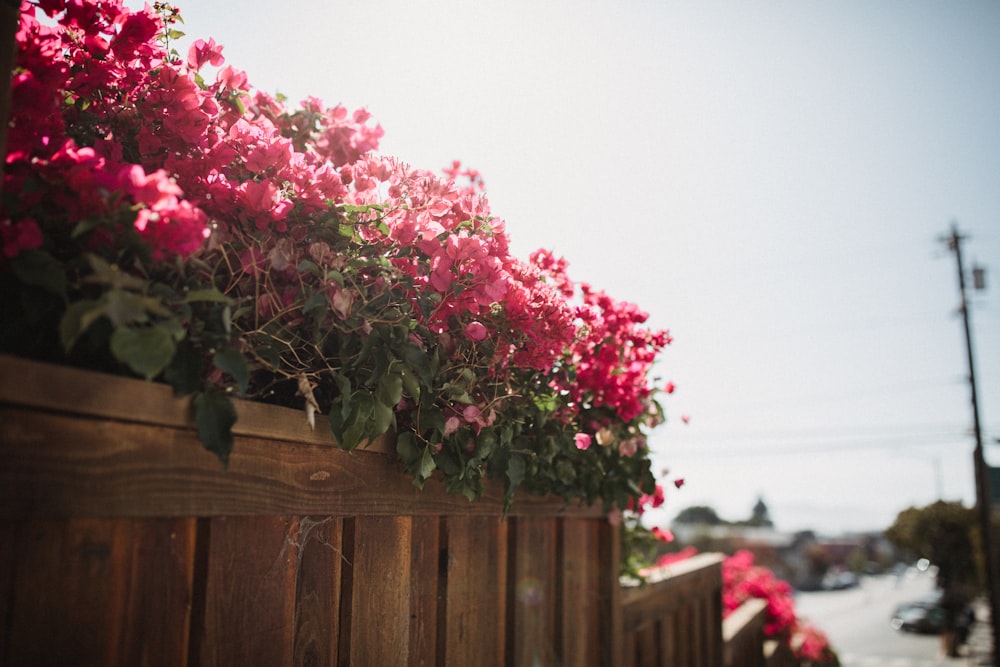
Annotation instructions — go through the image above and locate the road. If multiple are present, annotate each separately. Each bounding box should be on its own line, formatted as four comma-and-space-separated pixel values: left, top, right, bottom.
794, 567, 966, 667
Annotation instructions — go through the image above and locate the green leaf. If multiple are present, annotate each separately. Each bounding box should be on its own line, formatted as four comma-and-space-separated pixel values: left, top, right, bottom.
12, 250, 66, 298
59, 299, 103, 352
395, 432, 422, 466
110, 326, 175, 380
105, 289, 151, 326
297, 259, 321, 277
303, 292, 327, 317
70, 216, 103, 239
183, 288, 232, 304
193, 389, 236, 465
507, 454, 526, 489
213, 347, 249, 395
475, 430, 497, 459
164, 339, 204, 396
399, 366, 421, 402
84, 254, 145, 290
418, 446, 437, 480
372, 398, 394, 436
376, 373, 403, 408
331, 392, 374, 451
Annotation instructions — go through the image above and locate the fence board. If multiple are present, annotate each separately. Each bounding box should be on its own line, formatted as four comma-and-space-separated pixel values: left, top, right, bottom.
293, 516, 344, 666
122, 518, 197, 667
510, 517, 559, 666
195, 516, 299, 667
440, 515, 507, 666
408, 516, 441, 667
345, 516, 413, 666
4, 519, 132, 666
0, 355, 603, 520
559, 518, 601, 667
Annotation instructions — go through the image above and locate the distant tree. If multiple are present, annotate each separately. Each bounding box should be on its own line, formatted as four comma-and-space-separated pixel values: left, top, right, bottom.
884, 500, 981, 594
745, 496, 774, 527
673, 505, 725, 526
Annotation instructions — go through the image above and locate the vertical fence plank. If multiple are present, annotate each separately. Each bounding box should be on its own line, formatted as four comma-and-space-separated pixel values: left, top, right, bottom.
0, 514, 14, 662
4, 518, 133, 666
509, 516, 558, 666
122, 518, 197, 667
346, 515, 413, 666
660, 612, 677, 667
559, 518, 601, 667
408, 516, 441, 667
293, 516, 344, 666
442, 515, 507, 666
599, 518, 623, 667
196, 516, 299, 667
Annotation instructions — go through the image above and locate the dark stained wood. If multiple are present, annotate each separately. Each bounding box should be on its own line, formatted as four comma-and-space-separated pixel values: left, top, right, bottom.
441, 515, 507, 666
599, 518, 624, 667
0, 355, 604, 521
121, 518, 198, 667
345, 516, 412, 666
0, 510, 13, 661
0, 353, 392, 452
407, 516, 441, 667
621, 553, 724, 634
621, 554, 726, 667
4, 519, 133, 666
722, 598, 768, 667
509, 517, 559, 667
0, 354, 745, 667
196, 516, 299, 667
559, 518, 601, 667
293, 516, 345, 666
660, 611, 678, 667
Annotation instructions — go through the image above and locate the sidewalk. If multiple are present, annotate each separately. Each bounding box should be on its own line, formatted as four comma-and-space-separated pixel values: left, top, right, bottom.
962, 598, 994, 666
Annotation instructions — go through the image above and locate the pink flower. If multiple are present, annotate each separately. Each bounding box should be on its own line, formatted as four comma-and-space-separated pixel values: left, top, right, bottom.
574, 433, 592, 451
464, 321, 488, 341
674, 478, 685, 489
0, 219, 43, 258
443, 416, 461, 437
652, 527, 674, 543
186, 37, 225, 71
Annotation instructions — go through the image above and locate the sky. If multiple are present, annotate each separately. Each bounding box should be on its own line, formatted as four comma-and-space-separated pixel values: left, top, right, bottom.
149, 0, 1000, 535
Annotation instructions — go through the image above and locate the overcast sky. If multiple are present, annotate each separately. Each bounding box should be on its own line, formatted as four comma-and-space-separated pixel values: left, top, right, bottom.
154, 0, 1000, 535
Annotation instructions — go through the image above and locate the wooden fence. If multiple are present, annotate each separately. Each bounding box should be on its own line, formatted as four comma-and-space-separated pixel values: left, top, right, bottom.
722, 598, 800, 667
0, 355, 797, 666
0, 355, 621, 666
621, 553, 725, 667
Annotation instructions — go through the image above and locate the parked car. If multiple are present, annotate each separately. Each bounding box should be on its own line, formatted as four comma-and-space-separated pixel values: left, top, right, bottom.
890, 590, 973, 636
890, 601, 947, 633
822, 570, 860, 591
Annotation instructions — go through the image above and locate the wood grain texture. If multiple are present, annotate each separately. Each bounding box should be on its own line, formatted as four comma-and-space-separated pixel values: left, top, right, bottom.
195, 516, 299, 667
558, 518, 602, 667
509, 517, 559, 667
0, 355, 603, 520
293, 516, 344, 666
407, 516, 441, 667
121, 518, 197, 667
441, 515, 507, 666
4, 519, 133, 666
345, 516, 412, 666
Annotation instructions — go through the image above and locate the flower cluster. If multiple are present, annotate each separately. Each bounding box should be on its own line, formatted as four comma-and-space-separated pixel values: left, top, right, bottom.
1, 0, 674, 513
646, 549, 840, 665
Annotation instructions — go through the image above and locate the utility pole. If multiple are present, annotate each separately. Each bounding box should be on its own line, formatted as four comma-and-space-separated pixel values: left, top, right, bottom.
942, 221, 998, 654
